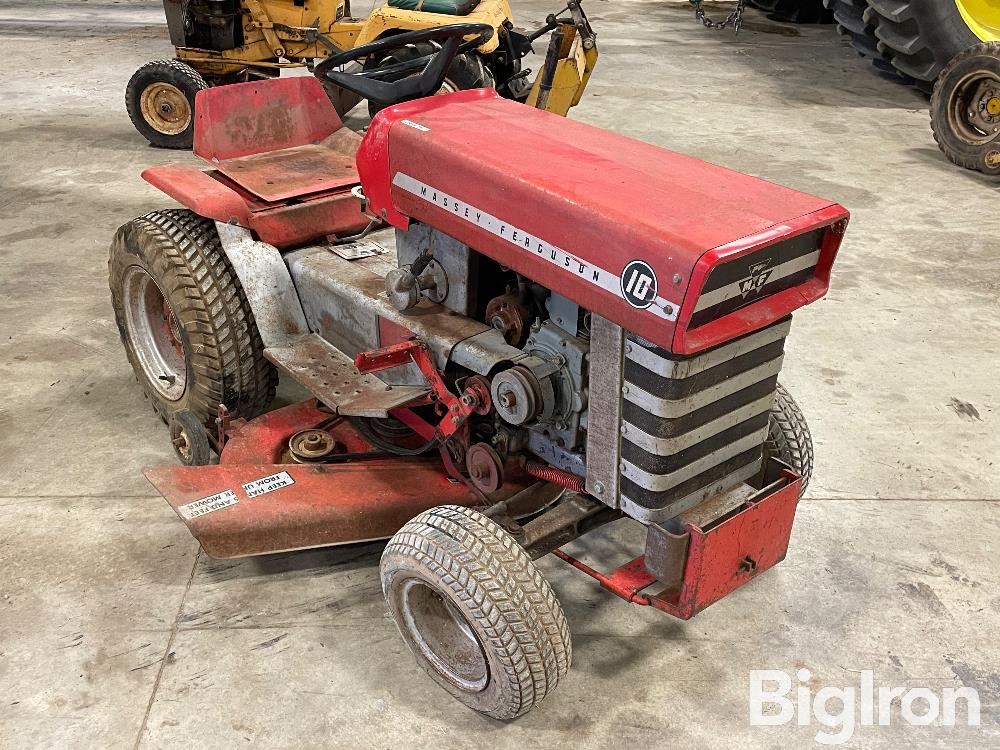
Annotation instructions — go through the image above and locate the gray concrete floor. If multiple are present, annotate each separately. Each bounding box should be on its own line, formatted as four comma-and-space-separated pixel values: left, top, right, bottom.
0, 0, 998, 747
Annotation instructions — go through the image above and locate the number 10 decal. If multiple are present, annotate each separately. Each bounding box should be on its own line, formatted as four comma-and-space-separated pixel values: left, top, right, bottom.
621, 260, 658, 309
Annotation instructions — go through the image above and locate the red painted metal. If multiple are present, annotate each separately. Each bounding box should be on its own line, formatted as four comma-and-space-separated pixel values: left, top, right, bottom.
194, 78, 359, 203
142, 164, 369, 247
554, 470, 802, 619
143, 77, 369, 247
194, 77, 344, 161
145, 459, 487, 558
142, 165, 253, 226
673, 210, 848, 354
356, 340, 480, 440
144, 399, 541, 558
356, 89, 849, 354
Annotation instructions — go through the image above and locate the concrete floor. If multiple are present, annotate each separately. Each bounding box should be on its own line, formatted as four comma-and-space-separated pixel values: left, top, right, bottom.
0, 0, 998, 747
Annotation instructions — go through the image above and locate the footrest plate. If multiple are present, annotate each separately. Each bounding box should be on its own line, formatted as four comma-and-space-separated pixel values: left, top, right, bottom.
265, 334, 427, 418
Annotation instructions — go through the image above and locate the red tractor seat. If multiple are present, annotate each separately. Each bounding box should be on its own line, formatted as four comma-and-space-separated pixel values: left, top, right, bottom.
142, 77, 368, 247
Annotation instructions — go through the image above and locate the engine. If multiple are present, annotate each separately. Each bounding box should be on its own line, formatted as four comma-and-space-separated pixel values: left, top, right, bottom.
162, 0, 244, 51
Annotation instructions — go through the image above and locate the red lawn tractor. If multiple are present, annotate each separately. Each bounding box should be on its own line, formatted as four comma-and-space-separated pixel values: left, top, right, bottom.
110, 24, 848, 719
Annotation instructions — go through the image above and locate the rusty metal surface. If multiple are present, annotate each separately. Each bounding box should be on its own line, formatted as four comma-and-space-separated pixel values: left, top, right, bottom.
145, 459, 484, 558
213, 143, 359, 203
287, 245, 512, 374
147, 398, 557, 558
554, 462, 802, 619
583, 314, 623, 508
520, 493, 612, 559
214, 222, 309, 347
194, 77, 344, 162
264, 334, 428, 418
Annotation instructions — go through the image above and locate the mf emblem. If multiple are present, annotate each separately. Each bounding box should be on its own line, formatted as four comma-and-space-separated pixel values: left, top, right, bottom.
738, 260, 774, 299
621, 260, 657, 309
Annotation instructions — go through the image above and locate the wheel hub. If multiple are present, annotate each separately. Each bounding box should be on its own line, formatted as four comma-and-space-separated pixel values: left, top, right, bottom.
122, 266, 187, 401
950, 70, 1000, 144
399, 577, 489, 693
140, 82, 191, 136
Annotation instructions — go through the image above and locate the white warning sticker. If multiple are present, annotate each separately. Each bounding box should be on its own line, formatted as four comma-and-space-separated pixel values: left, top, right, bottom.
178, 489, 238, 520
242, 471, 295, 499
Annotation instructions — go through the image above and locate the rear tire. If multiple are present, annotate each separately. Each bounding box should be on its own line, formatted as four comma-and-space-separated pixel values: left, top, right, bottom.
823, 0, 901, 75
931, 42, 1000, 175
109, 209, 277, 428
366, 44, 494, 118
867, 0, 981, 87
766, 383, 814, 494
381, 505, 571, 719
126, 60, 209, 149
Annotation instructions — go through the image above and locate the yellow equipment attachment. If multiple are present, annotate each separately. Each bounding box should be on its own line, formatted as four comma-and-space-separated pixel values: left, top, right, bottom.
525, 0, 597, 117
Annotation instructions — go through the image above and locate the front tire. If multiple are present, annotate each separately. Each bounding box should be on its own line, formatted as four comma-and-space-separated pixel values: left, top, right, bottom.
109, 209, 277, 427
930, 42, 1000, 175
126, 60, 209, 149
381, 505, 571, 719
366, 43, 494, 118
766, 383, 814, 494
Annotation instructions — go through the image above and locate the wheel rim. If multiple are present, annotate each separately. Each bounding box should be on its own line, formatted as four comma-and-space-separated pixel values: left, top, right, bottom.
955, 0, 1000, 42
947, 69, 1000, 145
399, 577, 489, 692
123, 266, 187, 401
171, 422, 193, 463
139, 82, 192, 135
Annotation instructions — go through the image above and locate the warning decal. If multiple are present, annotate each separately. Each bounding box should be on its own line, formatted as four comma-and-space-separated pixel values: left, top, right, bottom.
242, 471, 295, 499
178, 489, 238, 520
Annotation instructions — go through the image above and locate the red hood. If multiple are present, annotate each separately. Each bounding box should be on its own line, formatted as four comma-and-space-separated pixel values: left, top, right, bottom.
357, 89, 848, 354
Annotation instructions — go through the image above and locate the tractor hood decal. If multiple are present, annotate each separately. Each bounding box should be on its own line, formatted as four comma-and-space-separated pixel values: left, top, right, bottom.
392, 172, 680, 322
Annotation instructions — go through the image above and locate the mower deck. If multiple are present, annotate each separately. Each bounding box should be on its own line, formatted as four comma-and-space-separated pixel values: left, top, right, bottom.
146, 400, 558, 558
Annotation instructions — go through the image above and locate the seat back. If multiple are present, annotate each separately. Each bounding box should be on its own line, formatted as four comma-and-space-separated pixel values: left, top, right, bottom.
193, 76, 343, 163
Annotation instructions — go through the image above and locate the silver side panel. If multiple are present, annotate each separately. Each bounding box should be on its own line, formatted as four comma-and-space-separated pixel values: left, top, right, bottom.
215, 222, 310, 348
584, 315, 624, 508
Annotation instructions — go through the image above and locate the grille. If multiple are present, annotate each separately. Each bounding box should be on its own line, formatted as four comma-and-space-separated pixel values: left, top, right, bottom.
689, 229, 824, 329
616, 317, 792, 523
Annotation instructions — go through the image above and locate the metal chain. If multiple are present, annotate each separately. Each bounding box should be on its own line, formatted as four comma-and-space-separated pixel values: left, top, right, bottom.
689, 0, 747, 32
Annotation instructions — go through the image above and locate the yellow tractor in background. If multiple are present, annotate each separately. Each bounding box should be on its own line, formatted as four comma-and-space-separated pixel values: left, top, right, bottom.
128, 0, 586, 148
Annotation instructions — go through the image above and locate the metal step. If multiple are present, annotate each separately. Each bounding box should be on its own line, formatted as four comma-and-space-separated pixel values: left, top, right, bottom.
265, 334, 428, 418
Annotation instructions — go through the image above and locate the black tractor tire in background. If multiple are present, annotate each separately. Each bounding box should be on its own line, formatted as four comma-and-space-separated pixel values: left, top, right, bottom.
109, 209, 277, 428
766, 383, 814, 495
867, 0, 980, 88
823, 0, 900, 74
930, 42, 1000, 175
381, 505, 571, 719
751, 0, 834, 24
365, 43, 494, 119
126, 60, 209, 149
